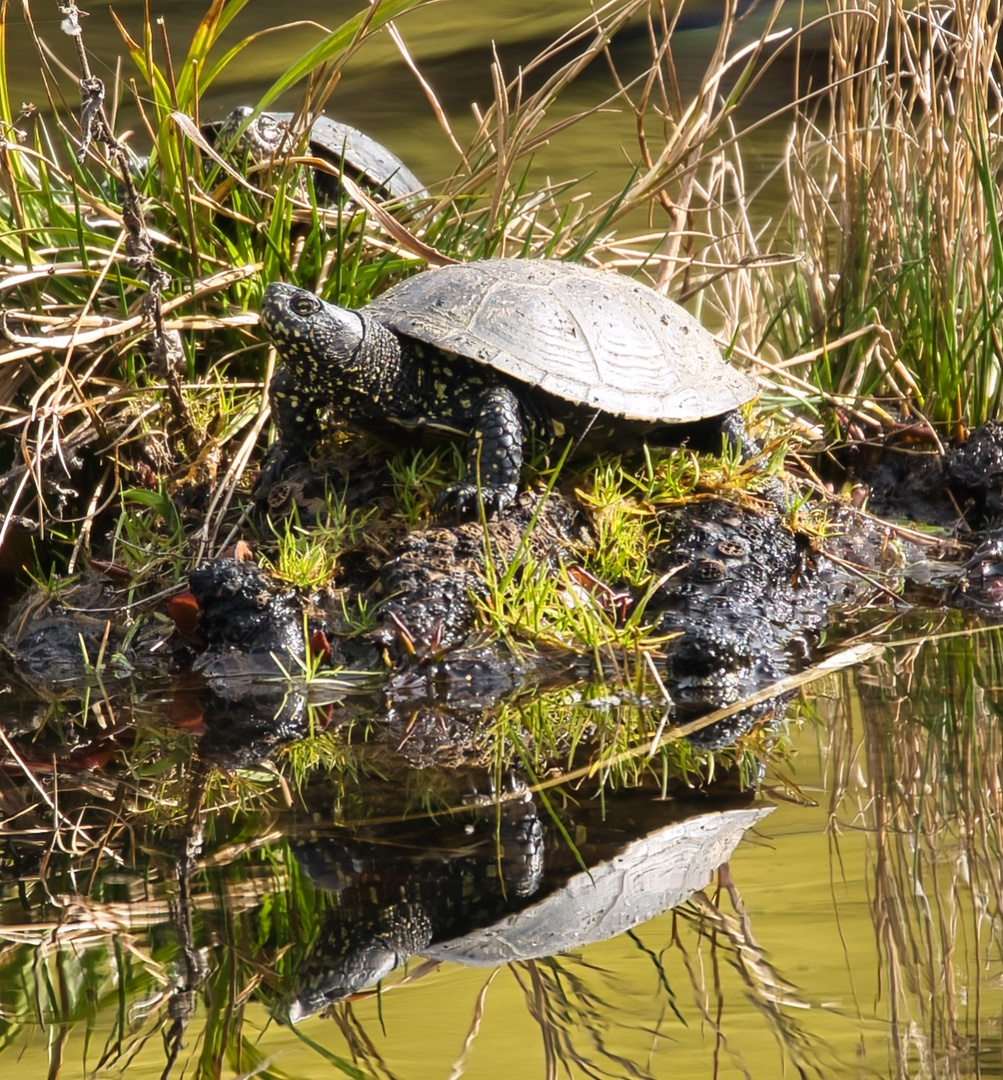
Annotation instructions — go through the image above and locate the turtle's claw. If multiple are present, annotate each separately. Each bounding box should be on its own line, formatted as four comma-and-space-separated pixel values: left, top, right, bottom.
253, 445, 298, 510
436, 480, 518, 521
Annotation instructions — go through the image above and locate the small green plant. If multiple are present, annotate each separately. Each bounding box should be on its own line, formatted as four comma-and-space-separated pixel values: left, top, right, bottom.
22, 560, 78, 601
476, 544, 668, 662
386, 445, 459, 529
339, 591, 379, 636
109, 484, 188, 583
578, 457, 669, 590
261, 496, 374, 591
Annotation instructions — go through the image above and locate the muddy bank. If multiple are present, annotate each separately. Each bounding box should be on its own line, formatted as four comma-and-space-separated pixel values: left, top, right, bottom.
5, 418, 1003, 776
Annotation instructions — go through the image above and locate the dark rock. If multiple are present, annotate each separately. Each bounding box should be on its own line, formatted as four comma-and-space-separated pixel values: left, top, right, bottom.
0, 573, 170, 686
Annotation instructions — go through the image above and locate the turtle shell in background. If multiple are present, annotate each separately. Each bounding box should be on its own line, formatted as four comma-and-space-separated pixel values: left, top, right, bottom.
205, 106, 427, 204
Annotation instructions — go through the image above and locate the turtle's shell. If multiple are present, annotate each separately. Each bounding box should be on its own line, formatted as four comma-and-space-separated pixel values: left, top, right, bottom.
293, 114, 426, 203
208, 108, 426, 203
363, 259, 755, 422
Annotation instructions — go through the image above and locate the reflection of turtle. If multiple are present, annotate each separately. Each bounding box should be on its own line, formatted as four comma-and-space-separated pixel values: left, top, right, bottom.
282, 805, 771, 1020
257, 259, 757, 516
424, 806, 773, 966
207, 107, 427, 204
286, 792, 544, 1021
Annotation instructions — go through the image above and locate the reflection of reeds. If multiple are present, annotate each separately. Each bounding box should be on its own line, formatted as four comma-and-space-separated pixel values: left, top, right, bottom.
824, 616, 1003, 1079
679, 871, 831, 1078
319, 877, 830, 1080
0, 834, 306, 1076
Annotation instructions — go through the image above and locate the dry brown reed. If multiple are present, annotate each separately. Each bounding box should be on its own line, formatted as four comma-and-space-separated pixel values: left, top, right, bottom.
769, 0, 1003, 430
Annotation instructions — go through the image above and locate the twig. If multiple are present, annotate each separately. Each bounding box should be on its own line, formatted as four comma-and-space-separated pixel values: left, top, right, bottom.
0, 727, 76, 831
59, 1, 181, 420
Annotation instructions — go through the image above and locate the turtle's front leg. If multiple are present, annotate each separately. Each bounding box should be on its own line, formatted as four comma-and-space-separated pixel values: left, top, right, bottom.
438, 384, 525, 518
254, 366, 327, 507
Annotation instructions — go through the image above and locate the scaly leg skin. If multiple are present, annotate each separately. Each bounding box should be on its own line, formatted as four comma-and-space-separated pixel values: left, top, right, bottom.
439, 384, 525, 519
253, 366, 327, 506
719, 409, 760, 460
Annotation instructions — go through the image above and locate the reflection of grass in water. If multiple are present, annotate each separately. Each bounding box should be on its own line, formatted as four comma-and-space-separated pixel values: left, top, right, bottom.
0, 646, 843, 1075
0, 732, 818, 1079
823, 617, 1003, 1077
0, 820, 839, 1078
3, 764, 855, 1075
0, 634, 882, 1072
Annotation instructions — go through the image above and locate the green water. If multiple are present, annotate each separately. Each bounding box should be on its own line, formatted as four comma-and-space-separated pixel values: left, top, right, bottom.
3, 618, 1001, 1078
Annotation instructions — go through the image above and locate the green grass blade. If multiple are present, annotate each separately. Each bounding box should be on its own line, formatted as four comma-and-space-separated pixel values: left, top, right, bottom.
257, 0, 430, 108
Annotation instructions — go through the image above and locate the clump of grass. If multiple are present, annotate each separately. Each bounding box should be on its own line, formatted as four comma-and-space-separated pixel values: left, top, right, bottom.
261, 498, 374, 591
768, 0, 1003, 434
476, 545, 668, 660
385, 444, 461, 529
575, 449, 699, 590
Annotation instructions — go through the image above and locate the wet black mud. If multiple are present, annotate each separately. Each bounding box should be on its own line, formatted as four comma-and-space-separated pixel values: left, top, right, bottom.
2, 484, 830, 765
5, 423, 1003, 773
840, 420, 1003, 530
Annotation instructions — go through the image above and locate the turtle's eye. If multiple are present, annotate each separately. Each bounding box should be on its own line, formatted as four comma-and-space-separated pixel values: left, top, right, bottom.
292, 295, 319, 316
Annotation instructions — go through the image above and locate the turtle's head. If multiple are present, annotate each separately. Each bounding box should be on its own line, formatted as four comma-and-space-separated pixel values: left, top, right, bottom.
261, 283, 367, 382
261, 282, 407, 413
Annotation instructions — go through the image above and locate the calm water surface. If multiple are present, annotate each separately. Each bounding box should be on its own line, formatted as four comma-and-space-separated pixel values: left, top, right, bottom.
2, 3, 994, 1078
6, 0, 816, 216
2, 619, 999, 1078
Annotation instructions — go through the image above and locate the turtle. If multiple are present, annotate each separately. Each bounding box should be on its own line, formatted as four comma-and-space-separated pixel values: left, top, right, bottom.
283, 804, 771, 1017
206, 106, 427, 205
256, 258, 758, 516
